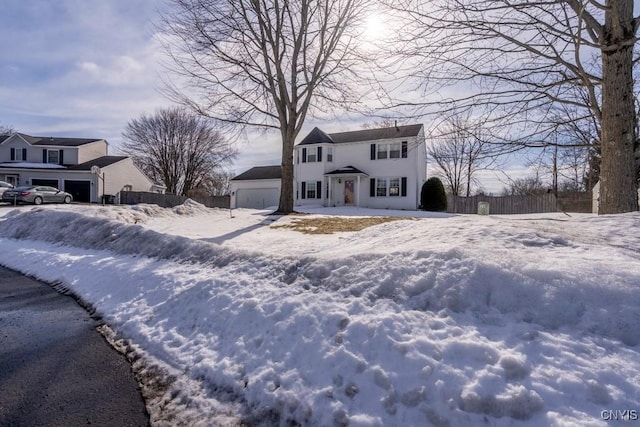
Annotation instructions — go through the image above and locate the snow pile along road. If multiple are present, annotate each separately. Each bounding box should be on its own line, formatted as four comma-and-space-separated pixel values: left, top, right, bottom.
0, 203, 638, 426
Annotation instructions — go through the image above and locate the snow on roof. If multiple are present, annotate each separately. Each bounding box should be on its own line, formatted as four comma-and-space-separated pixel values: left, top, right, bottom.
0, 162, 66, 169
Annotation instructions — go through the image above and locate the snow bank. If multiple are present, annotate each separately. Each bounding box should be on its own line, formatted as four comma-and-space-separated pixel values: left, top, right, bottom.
0, 204, 638, 426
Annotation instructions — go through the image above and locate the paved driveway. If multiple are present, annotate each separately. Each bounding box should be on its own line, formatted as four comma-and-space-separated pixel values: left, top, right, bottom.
0, 265, 149, 426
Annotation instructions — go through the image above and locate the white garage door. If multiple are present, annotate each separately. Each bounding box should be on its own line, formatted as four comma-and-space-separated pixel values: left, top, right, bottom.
236, 188, 280, 209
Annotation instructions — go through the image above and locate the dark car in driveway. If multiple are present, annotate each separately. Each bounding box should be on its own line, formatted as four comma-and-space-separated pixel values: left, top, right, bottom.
2, 186, 73, 205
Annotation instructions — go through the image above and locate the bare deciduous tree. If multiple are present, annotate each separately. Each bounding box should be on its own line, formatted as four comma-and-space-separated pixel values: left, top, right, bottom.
161, 0, 373, 213
503, 174, 548, 196
428, 114, 498, 197
121, 107, 236, 196
391, 0, 639, 213
0, 122, 14, 135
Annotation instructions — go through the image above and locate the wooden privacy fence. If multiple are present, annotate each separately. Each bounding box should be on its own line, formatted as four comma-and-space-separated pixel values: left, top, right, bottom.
120, 191, 230, 209
447, 193, 558, 214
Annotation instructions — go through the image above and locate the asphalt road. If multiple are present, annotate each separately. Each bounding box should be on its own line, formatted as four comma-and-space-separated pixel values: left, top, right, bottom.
0, 265, 149, 426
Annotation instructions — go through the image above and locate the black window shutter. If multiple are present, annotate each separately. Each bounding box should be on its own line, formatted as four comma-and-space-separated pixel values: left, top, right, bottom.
318, 147, 322, 162
301, 182, 306, 199
59, 149, 64, 165
22, 148, 27, 161
10, 148, 15, 160
42, 149, 47, 163
317, 181, 322, 199
401, 177, 407, 197
370, 144, 376, 160
370, 178, 376, 197
302, 148, 307, 163
401, 141, 408, 158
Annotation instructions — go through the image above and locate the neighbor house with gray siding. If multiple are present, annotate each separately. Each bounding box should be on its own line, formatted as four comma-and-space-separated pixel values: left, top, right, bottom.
0, 133, 163, 203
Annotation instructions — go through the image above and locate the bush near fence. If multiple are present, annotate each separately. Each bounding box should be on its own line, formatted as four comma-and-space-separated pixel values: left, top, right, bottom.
119, 191, 230, 209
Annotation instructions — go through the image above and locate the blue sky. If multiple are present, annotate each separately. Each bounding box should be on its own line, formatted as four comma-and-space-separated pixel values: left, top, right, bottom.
0, 0, 528, 193
0, 1, 166, 140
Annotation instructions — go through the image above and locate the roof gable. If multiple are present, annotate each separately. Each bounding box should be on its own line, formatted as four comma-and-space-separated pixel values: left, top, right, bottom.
232, 165, 282, 181
298, 127, 335, 145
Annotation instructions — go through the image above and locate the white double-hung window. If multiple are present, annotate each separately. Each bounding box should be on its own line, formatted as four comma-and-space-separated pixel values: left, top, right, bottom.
370, 177, 407, 198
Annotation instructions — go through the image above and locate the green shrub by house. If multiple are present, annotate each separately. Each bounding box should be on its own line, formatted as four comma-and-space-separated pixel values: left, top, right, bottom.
421, 177, 448, 211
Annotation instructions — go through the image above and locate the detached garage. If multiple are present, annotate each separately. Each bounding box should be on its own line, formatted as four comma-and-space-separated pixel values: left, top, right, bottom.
230, 165, 281, 209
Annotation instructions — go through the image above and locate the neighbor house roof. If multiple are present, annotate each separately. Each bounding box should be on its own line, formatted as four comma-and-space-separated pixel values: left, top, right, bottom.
1, 133, 104, 147
232, 165, 282, 181
67, 156, 129, 171
0, 156, 128, 171
297, 124, 423, 146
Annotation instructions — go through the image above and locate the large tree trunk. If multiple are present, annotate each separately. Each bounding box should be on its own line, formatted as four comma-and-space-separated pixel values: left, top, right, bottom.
278, 129, 295, 213
599, 0, 638, 214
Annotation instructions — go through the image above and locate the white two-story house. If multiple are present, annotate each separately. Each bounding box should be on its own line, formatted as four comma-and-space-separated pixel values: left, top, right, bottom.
0, 133, 163, 203
294, 124, 427, 210
230, 124, 427, 210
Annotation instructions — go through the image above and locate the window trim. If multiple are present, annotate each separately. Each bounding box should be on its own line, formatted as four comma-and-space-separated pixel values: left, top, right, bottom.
306, 181, 317, 199
376, 178, 387, 197
372, 142, 409, 160
389, 178, 401, 196
47, 149, 59, 164
302, 146, 322, 163
389, 143, 401, 159
371, 176, 407, 198
376, 143, 388, 160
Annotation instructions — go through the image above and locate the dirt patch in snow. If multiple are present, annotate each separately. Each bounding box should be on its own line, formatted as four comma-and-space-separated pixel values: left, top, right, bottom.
271, 216, 409, 234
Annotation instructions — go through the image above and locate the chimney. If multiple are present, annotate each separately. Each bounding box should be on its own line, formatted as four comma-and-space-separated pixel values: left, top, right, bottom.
395, 120, 400, 131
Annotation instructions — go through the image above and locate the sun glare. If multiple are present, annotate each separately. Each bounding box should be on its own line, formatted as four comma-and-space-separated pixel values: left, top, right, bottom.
361, 12, 389, 44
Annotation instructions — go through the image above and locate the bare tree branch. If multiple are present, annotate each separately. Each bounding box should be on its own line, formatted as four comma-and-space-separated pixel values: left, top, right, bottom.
121, 107, 237, 196
160, 0, 375, 212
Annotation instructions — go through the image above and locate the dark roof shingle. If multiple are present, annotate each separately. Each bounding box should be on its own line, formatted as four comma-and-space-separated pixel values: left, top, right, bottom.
232, 165, 282, 181
298, 127, 335, 145
297, 124, 423, 146
67, 156, 128, 170
0, 133, 104, 147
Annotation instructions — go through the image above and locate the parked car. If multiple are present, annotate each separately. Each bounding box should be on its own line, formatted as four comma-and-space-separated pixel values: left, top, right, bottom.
0, 181, 14, 196
2, 186, 73, 205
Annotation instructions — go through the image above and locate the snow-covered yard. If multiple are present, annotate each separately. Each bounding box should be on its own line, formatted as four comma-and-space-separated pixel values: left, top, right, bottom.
0, 202, 638, 426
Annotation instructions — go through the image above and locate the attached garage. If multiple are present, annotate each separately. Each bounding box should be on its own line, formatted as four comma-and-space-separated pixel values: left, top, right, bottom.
230, 165, 282, 209
235, 187, 279, 209
64, 180, 91, 203
31, 178, 59, 187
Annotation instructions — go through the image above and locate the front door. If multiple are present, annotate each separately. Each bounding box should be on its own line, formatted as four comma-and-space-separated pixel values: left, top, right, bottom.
344, 179, 354, 204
